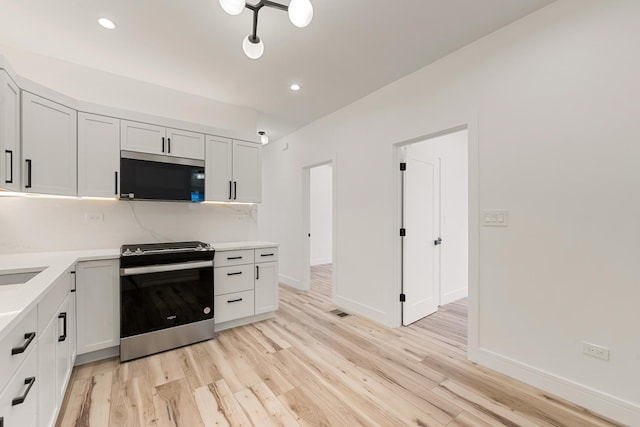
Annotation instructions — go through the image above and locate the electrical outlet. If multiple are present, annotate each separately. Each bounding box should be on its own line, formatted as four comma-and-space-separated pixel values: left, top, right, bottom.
85, 213, 104, 223
583, 342, 609, 361
482, 209, 509, 227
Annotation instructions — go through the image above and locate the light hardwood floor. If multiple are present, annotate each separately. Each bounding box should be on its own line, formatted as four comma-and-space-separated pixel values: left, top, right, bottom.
57, 264, 623, 427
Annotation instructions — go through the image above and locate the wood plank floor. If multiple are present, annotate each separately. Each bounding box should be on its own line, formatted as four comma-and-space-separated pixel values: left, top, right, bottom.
57, 264, 624, 427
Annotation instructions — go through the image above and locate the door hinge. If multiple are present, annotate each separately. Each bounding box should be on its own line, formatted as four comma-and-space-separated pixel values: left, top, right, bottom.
400, 293, 406, 302
400, 228, 406, 237
400, 162, 406, 171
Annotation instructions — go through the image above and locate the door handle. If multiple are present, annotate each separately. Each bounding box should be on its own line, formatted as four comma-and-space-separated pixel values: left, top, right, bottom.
256, 265, 260, 280
12, 377, 36, 406
229, 180, 232, 200
162, 137, 165, 153
233, 181, 237, 200
5, 150, 13, 183
58, 312, 67, 342
434, 237, 442, 246
167, 137, 171, 154
114, 171, 118, 195
25, 159, 32, 188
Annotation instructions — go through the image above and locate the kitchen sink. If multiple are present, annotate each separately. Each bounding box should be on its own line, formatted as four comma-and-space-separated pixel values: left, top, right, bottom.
0, 269, 44, 286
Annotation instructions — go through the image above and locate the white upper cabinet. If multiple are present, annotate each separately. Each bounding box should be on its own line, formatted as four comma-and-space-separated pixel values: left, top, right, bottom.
0, 71, 20, 191
21, 92, 77, 196
121, 120, 204, 160
166, 127, 205, 159
78, 113, 120, 198
233, 140, 261, 203
205, 136, 261, 203
120, 120, 165, 156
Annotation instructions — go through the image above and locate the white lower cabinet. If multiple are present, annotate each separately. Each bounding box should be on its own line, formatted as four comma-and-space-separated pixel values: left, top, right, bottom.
214, 246, 278, 327
37, 272, 75, 427
76, 259, 120, 355
0, 343, 38, 427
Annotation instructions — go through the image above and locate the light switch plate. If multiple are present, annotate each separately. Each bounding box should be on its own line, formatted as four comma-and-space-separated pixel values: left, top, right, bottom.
482, 210, 509, 227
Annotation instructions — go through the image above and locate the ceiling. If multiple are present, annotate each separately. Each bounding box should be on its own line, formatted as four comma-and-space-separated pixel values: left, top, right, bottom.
0, 0, 555, 140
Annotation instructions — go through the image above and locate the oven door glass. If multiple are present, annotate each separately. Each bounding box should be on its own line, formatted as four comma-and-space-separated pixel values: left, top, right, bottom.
120, 266, 214, 338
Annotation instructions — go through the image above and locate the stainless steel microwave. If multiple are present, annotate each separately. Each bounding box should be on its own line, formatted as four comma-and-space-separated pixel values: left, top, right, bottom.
120, 151, 205, 202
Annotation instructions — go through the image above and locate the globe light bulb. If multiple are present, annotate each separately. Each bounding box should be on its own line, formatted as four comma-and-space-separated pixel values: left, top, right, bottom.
242, 35, 264, 59
288, 0, 313, 28
219, 0, 245, 16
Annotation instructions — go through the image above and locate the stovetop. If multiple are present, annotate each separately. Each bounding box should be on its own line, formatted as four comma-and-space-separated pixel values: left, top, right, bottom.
121, 241, 214, 256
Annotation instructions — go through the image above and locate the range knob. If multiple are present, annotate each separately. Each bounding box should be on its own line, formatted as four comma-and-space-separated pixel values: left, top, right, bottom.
134, 248, 143, 255
122, 248, 133, 256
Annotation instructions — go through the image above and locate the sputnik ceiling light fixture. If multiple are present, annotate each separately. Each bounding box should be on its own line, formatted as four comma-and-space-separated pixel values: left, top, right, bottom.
219, 0, 313, 59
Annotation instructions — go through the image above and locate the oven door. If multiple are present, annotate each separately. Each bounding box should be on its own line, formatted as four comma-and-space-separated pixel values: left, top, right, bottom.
120, 261, 214, 338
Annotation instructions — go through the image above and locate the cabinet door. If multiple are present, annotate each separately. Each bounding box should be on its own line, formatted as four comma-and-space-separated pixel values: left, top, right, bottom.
232, 140, 261, 203
78, 113, 120, 197
120, 120, 165, 155
255, 261, 278, 315
205, 136, 233, 201
38, 315, 57, 427
56, 296, 72, 405
76, 259, 120, 355
166, 128, 205, 160
0, 71, 20, 191
22, 92, 77, 196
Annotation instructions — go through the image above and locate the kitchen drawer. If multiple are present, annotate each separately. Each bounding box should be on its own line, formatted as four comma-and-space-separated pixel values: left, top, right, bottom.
38, 272, 71, 334
0, 341, 38, 427
214, 264, 254, 296
215, 290, 254, 323
0, 308, 37, 393
255, 247, 278, 263
215, 249, 254, 268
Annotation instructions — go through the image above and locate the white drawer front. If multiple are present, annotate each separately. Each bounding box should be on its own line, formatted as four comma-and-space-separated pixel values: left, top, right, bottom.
215, 249, 254, 267
215, 264, 254, 296
0, 342, 38, 427
38, 273, 71, 334
255, 247, 278, 263
0, 308, 37, 393
215, 290, 254, 323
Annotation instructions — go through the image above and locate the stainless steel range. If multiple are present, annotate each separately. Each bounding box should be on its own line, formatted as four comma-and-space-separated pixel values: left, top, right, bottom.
119, 241, 215, 361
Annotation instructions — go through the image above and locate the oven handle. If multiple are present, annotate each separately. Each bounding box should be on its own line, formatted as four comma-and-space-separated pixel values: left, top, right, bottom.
120, 260, 213, 276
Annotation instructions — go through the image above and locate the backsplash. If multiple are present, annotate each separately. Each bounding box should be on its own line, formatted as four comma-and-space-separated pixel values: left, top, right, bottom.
0, 197, 257, 253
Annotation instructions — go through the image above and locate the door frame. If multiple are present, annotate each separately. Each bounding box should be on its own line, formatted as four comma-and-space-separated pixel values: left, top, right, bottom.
301, 160, 337, 297
393, 121, 479, 362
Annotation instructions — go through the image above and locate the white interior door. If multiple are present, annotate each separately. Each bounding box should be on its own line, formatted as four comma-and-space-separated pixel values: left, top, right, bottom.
402, 151, 441, 325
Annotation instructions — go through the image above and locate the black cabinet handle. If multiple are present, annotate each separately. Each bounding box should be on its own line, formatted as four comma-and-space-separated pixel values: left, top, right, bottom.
1, 415, 4, 427
256, 265, 260, 280
260, 253, 274, 257
114, 171, 118, 195
5, 150, 13, 183
162, 137, 165, 153
227, 256, 242, 260
168, 137, 171, 154
233, 181, 237, 200
434, 237, 442, 246
227, 272, 242, 276
12, 377, 35, 406
228, 181, 232, 199
227, 298, 243, 303
25, 159, 32, 188
11, 332, 36, 355
58, 312, 67, 342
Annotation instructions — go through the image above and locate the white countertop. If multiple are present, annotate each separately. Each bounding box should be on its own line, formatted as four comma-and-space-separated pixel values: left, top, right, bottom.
0, 241, 277, 341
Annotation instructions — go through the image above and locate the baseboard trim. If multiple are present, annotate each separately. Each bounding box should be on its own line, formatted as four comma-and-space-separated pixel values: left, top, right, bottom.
441, 287, 468, 305
334, 294, 390, 327
75, 346, 120, 366
477, 348, 640, 425
279, 273, 302, 289
215, 311, 276, 332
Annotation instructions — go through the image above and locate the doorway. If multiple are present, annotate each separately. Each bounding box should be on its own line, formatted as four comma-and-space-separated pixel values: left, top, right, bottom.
400, 129, 469, 326
309, 164, 333, 297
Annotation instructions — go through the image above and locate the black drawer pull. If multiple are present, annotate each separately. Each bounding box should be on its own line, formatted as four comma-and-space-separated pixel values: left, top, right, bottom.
1, 415, 4, 427
227, 272, 243, 276
260, 253, 274, 257
11, 332, 36, 355
227, 256, 242, 260
227, 298, 243, 303
12, 377, 35, 406
58, 312, 67, 342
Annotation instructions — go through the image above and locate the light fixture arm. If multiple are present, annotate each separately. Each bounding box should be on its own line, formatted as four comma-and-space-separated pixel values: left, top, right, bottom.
245, 0, 289, 42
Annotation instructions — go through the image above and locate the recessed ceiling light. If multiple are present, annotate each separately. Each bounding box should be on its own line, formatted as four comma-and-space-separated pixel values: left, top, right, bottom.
290, 83, 301, 91
98, 18, 116, 30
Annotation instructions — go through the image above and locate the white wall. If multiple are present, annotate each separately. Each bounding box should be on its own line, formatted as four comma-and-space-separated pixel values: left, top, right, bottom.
310, 165, 333, 266
408, 130, 468, 305
0, 197, 257, 253
258, 1, 640, 423
0, 45, 257, 134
